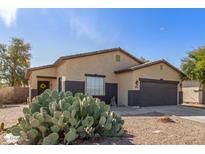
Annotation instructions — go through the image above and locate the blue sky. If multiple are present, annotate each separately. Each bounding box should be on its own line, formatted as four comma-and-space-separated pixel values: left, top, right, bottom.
0, 8, 205, 68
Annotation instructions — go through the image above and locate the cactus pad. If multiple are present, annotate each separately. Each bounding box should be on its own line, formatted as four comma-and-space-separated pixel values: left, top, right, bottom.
8, 90, 124, 144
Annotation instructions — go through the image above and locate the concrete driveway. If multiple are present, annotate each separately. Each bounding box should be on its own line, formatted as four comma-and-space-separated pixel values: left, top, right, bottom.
111, 105, 205, 123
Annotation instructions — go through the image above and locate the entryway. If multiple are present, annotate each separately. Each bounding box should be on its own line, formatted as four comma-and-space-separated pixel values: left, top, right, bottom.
37, 81, 50, 95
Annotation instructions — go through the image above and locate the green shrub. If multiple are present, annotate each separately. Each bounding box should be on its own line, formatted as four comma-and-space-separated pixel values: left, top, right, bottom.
7, 90, 124, 144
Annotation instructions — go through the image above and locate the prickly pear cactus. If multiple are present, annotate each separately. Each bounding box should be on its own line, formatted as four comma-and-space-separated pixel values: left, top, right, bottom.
99, 116, 106, 126
11, 126, 21, 136
42, 133, 59, 145
7, 89, 124, 144
65, 127, 78, 144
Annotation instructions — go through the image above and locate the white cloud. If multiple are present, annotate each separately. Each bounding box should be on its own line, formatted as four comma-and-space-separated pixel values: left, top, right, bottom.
0, 8, 18, 27
67, 11, 110, 45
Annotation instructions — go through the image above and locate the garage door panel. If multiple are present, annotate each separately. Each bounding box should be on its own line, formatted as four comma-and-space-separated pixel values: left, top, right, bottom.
139, 79, 177, 107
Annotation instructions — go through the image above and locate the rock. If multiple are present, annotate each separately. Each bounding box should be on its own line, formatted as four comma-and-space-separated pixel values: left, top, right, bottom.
152, 130, 161, 134
110, 96, 116, 106
3, 133, 20, 144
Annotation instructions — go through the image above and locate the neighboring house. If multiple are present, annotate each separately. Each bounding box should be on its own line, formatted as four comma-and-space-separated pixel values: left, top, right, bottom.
26, 47, 184, 107
182, 80, 205, 104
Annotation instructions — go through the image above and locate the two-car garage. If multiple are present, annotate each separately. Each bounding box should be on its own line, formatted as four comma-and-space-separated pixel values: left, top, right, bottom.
128, 78, 179, 107
138, 78, 178, 107
116, 60, 183, 107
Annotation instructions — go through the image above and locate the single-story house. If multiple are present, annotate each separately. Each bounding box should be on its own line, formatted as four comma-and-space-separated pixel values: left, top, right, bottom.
26, 47, 184, 107
182, 80, 205, 104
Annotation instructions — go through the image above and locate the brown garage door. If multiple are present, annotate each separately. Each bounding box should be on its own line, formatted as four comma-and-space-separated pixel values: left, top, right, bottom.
139, 78, 178, 107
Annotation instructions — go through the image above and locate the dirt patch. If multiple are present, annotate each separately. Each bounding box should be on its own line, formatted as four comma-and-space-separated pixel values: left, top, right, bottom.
158, 116, 176, 123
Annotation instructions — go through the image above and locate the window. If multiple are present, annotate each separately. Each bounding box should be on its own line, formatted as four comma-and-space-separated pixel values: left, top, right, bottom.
85, 76, 105, 96
116, 55, 121, 62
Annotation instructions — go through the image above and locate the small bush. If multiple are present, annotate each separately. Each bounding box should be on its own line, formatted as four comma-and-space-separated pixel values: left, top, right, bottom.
7, 90, 124, 144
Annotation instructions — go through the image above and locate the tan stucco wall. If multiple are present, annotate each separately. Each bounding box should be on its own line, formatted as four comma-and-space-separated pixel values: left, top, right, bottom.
132, 62, 182, 90
57, 50, 139, 83
57, 61, 67, 77
182, 80, 203, 104
117, 72, 133, 106
28, 67, 57, 100
29, 67, 57, 89
116, 62, 182, 106
28, 50, 140, 101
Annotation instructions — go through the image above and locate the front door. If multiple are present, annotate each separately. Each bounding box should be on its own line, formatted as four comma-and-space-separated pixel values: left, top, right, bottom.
37, 81, 50, 95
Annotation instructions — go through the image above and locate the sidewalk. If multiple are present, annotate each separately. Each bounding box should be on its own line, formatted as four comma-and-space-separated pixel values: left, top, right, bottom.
182, 103, 205, 109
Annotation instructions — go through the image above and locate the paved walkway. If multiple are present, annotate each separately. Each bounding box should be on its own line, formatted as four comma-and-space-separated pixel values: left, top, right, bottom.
111, 105, 205, 123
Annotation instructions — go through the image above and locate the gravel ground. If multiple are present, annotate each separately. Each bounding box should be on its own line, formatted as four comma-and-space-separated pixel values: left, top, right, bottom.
82, 115, 205, 145
0, 105, 205, 145
0, 104, 27, 145
0, 104, 27, 128
122, 116, 205, 145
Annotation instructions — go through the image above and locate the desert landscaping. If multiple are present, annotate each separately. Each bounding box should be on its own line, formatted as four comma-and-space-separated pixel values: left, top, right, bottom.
1, 104, 205, 145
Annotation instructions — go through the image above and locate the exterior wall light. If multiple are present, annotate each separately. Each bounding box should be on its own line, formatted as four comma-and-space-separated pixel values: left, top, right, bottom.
135, 80, 139, 88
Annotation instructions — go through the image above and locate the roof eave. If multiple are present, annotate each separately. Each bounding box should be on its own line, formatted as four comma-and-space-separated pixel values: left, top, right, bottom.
26, 64, 55, 79
53, 47, 144, 66
26, 47, 144, 78
115, 59, 186, 77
